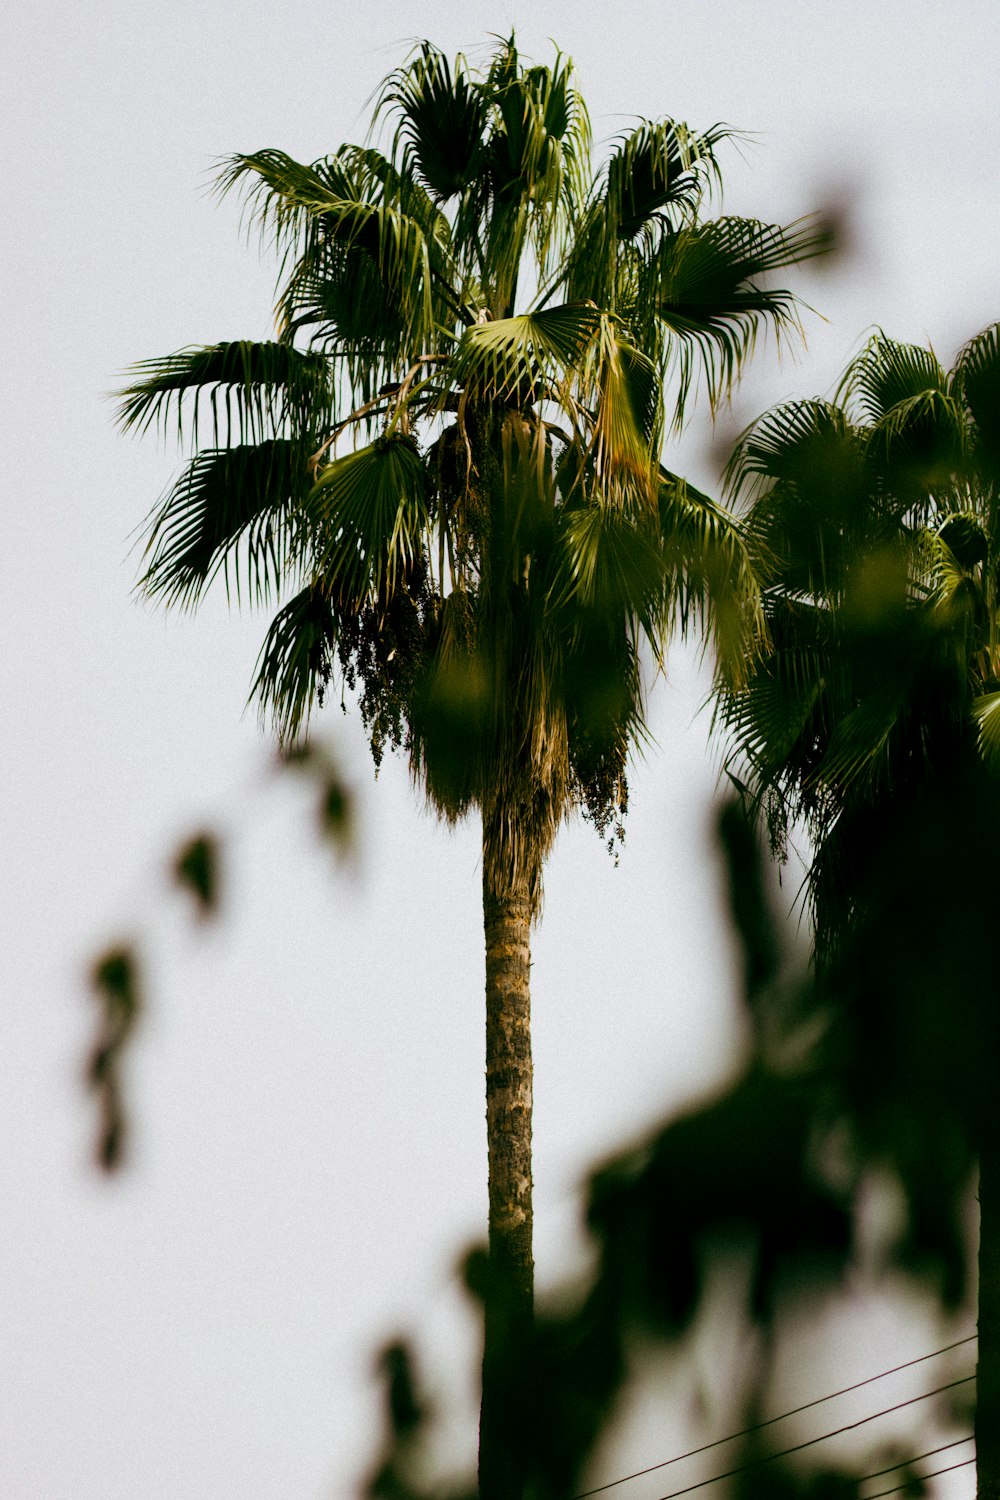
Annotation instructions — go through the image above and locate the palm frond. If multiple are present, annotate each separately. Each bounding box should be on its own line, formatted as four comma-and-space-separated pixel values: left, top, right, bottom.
307, 434, 428, 607
139, 439, 306, 608
377, 43, 488, 202
447, 303, 602, 406
480, 42, 592, 301
222, 149, 446, 352
642, 215, 828, 426
251, 585, 336, 744
590, 323, 658, 486
723, 399, 857, 505
867, 386, 967, 488
216, 149, 356, 253
551, 500, 664, 643
116, 342, 330, 446
604, 118, 730, 241
951, 322, 1000, 479
973, 688, 1000, 768
838, 332, 948, 425
659, 470, 764, 678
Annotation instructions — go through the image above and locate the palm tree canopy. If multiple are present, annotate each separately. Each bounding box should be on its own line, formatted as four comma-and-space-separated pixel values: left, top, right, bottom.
719, 322, 1000, 958
118, 36, 826, 903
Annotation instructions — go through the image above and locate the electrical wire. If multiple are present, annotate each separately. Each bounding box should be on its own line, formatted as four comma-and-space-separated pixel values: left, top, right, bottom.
864, 1456, 976, 1500
573, 1336, 976, 1499
648, 1378, 975, 1500
859, 1436, 975, 1484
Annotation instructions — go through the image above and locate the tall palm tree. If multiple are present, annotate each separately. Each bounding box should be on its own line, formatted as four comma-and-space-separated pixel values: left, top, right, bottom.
117, 38, 824, 1495
718, 322, 1000, 1494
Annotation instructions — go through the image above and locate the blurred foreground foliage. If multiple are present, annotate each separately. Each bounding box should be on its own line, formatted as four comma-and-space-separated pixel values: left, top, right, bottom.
84, 742, 352, 1171
363, 780, 989, 1499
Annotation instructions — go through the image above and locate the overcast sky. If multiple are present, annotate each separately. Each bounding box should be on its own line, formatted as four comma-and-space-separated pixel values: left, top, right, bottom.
3, 1, 997, 1495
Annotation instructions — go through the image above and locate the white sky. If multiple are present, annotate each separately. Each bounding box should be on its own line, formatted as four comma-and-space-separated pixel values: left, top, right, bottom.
2, 0, 996, 1495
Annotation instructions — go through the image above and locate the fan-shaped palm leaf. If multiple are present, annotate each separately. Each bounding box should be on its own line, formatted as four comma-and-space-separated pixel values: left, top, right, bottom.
306, 434, 428, 607
973, 688, 1000, 767
643, 215, 829, 425
251, 584, 337, 744
447, 302, 602, 406
605, 118, 728, 241
116, 341, 331, 445
951, 322, 1000, 479
590, 325, 659, 486
140, 438, 305, 607
838, 332, 948, 425
378, 43, 488, 202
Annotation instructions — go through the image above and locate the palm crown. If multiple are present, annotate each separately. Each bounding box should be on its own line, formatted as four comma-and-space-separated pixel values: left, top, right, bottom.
119, 37, 824, 902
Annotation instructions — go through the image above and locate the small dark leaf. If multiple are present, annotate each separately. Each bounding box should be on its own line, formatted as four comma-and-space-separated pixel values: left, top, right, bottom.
319, 776, 352, 854
172, 832, 220, 917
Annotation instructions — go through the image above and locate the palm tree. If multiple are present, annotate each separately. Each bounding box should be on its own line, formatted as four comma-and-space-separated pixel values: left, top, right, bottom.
718, 322, 1000, 1494
117, 38, 825, 1496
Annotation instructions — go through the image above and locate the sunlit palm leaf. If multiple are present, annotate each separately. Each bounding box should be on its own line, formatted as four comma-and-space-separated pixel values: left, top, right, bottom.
973, 689, 1000, 768
448, 303, 602, 405
591, 325, 658, 484
307, 435, 428, 607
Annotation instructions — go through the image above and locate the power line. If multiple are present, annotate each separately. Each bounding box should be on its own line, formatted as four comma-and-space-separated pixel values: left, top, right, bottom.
649, 1378, 975, 1500
864, 1456, 976, 1500
573, 1336, 976, 1499
859, 1436, 975, 1484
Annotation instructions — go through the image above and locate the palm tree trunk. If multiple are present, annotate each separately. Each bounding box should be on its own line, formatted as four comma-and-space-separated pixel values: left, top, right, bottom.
978, 1135, 1000, 1497
479, 829, 534, 1500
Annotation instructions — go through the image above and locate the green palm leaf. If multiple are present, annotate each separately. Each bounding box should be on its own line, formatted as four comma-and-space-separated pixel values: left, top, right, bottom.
643, 215, 828, 424
117, 341, 330, 445
973, 689, 1000, 768
951, 322, 1000, 479
838, 332, 948, 425
448, 303, 602, 405
590, 325, 659, 484
251, 585, 336, 744
659, 470, 764, 677
551, 500, 664, 643
378, 43, 488, 202
605, 118, 728, 240
306, 435, 428, 607
140, 439, 305, 607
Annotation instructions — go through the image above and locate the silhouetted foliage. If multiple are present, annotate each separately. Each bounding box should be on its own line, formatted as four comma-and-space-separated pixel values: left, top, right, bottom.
172, 831, 221, 917
87, 945, 142, 1169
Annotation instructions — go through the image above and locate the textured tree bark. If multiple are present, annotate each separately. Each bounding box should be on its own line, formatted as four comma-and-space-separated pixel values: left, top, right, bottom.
978, 1138, 1000, 1499
479, 839, 534, 1500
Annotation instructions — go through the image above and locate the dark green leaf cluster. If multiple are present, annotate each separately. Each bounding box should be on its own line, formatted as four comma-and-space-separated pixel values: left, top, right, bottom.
719, 324, 1000, 959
